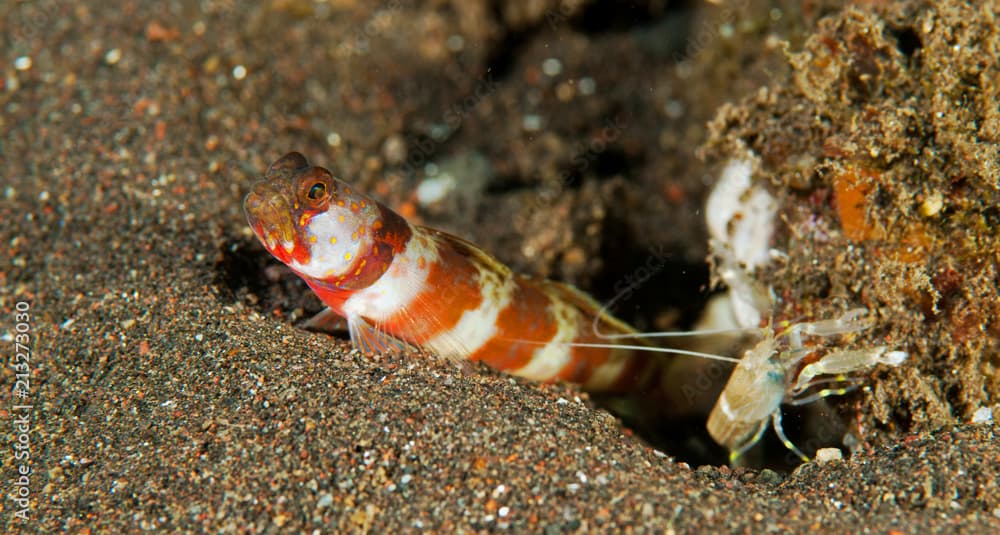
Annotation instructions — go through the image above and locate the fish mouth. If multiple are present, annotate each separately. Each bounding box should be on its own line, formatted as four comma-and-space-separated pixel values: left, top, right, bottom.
244, 182, 297, 252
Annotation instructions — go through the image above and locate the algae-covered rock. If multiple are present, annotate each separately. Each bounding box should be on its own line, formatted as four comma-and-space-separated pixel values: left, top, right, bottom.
702, 1, 999, 447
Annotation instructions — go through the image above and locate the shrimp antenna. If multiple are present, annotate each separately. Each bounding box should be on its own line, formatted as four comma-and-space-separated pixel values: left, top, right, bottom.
589, 288, 760, 341
492, 336, 741, 364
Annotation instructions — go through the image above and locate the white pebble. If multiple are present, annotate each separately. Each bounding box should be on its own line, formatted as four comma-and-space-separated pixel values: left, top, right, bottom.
542, 58, 562, 77
815, 448, 843, 464
663, 99, 684, 119
415, 175, 456, 206
971, 406, 993, 424
446, 34, 465, 51
104, 48, 122, 65
920, 192, 944, 217
522, 114, 542, 131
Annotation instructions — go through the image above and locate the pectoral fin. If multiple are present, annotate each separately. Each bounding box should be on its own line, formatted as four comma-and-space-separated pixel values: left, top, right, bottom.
347, 314, 415, 356
301, 307, 348, 335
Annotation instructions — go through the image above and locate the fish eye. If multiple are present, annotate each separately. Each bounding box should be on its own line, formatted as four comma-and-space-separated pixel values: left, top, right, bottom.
298, 168, 336, 207
307, 182, 327, 201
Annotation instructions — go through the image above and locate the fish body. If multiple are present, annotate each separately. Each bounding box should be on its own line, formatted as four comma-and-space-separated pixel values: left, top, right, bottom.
244, 152, 655, 392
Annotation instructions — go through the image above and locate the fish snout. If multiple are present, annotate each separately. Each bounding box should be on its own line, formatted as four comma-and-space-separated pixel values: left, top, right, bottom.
244, 182, 297, 247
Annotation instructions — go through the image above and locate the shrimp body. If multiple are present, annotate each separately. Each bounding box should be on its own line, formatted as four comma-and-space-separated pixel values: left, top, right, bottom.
706, 309, 907, 462
244, 152, 655, 392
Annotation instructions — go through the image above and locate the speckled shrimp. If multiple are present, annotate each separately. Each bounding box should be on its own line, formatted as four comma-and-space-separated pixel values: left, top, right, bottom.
704, 309, 907, 462
244, 152, 668, 393
690, 158, 909, 462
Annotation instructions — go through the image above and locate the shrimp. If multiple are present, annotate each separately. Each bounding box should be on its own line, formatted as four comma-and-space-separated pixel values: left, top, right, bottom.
689, 157, 908, 462
244, 152, 687, 393
705, 308, 907, 462
584, 291, 907, 462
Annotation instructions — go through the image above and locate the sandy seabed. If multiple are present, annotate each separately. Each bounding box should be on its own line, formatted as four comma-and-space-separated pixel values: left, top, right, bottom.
1, 0, 997, 531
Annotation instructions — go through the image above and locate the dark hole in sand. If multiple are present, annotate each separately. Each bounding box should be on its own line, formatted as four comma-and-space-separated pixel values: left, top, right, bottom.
983, 204, 1000, 228
484, 0, 694, 81
215, 236, 326, 323
889, 25, 923, 58
484, 144, 635, 198
586, 213, 854, 471
570, 0, 691, 36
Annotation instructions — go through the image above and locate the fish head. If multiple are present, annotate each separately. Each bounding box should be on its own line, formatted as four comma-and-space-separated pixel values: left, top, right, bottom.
244, 152, 409, 289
